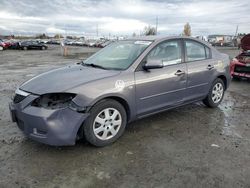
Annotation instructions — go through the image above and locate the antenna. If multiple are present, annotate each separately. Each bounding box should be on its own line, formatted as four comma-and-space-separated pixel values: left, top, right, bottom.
155, 16, 158, 35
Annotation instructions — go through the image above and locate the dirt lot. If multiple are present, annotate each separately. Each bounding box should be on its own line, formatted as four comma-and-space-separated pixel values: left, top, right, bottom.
0, 45, 249, 188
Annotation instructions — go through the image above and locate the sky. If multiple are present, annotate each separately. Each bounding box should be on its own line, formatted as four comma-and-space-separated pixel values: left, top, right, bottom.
0, 0, 249, 37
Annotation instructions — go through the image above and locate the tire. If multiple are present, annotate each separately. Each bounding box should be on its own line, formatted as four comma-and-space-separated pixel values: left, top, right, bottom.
83, 99, 127, 147
203, 78, 225, 108
232, 76, 241, 81
23, 46, 27, 50
41, 46, 45, 50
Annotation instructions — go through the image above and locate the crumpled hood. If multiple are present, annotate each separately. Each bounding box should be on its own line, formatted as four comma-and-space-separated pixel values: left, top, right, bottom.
241, 34, 250, 51
20, 64, 120, 95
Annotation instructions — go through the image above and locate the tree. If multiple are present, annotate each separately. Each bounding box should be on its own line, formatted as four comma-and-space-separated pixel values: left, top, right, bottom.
183, 22, 191, 36
36, 33, 48, 39
143, 26, 157, 36
54, 34, 63, 39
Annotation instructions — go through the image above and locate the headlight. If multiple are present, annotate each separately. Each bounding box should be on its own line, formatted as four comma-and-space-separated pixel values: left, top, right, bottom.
13, 88, 30, 103
32, 93, 86, 112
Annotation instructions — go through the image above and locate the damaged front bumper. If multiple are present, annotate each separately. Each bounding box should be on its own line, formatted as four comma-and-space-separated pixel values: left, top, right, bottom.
9, 93, 89, 146
230, 59, 250, 78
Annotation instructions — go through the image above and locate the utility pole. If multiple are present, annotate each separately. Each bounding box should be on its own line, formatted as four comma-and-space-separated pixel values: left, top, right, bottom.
96, 24, 99, 37
234, 25, 238, 37
155, 16, 158, 35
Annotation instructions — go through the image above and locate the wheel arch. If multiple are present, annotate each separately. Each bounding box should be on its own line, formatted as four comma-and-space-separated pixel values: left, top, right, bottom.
89, 96, 131, 122
77, 95, 131, 140
217, 74, 228, 89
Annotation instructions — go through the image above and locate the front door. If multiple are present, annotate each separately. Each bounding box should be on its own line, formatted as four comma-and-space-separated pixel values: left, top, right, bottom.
135, 39, 187, 116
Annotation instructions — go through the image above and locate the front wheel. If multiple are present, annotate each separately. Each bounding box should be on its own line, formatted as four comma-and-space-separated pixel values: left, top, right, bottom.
203, 78, 225, 108
232, 76, 241, 81
83, 99, 127, 147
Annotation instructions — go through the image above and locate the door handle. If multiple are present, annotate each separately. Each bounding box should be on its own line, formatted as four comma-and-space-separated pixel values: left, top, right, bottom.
207, 64, 214, 70
175, 70, 185, 76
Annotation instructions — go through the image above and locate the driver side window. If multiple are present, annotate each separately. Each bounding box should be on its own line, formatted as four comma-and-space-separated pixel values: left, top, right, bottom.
147, 40, 182, 66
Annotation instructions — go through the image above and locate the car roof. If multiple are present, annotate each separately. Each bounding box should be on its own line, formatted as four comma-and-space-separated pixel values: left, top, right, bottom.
126, 35, 212, 47
126, 35, 199, 41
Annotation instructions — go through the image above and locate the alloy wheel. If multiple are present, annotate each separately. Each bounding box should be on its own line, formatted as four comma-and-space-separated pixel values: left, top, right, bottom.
93, 108, 122, 140
212, 83, 224, 103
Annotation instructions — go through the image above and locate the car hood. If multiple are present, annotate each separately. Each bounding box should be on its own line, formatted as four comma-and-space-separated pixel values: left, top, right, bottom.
20, 64, 121, 95
241, 34, 250, 51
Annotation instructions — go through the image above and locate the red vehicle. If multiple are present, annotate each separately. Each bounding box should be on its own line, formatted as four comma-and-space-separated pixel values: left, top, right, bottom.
230, 34, 250, 79
0, 39, 7, 50
0, 39, 18, 50
3, 40, 13, 48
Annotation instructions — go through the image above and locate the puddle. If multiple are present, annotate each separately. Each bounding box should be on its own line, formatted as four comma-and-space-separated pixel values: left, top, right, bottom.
219, 96, 243, 139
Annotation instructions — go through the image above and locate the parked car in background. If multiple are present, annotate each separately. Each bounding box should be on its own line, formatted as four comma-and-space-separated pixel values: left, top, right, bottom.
86, 40, 96, 47
64, 39, 74, 46
93, 40, 112, 48
0, 39, 7, 50
99, 40, 113, 48
9, 36, 230, 147
2, 40, 13, 49
230, 34, 250, 80
8, 41, 21, 49
0, 39, 21, 50
74, 40, 85, 46
93, 40, 104, 48
208, 35, 234, 47
47, 40, 60, 45
20, 41, 48, 50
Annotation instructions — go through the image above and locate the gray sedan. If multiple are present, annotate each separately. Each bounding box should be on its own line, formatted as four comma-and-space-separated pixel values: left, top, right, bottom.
9, 36, 231, 146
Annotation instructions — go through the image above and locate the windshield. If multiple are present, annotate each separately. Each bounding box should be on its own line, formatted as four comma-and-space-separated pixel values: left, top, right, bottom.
83, 40, 152, 70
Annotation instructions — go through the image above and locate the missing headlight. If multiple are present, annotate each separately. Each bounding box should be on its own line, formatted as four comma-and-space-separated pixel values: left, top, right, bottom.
32, 93, 76, 110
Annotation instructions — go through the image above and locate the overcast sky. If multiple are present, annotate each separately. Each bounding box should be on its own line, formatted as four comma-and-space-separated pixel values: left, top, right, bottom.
0, 0, 249, 36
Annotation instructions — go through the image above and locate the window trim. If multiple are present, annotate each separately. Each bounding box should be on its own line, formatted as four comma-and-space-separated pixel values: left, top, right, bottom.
205, 46, 212, 59
135, 39, 184, 72
184, 39, 212, 63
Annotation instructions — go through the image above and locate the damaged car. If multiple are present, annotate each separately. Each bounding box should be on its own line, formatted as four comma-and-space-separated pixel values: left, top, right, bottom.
230, 33, 250, 79
9, 36, 231, 147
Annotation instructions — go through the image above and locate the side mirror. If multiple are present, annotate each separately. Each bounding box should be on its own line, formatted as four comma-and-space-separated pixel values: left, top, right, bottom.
143, 59, 164, 70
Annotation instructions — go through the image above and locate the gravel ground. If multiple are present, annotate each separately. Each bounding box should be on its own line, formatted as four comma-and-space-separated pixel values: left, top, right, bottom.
0, 45, 249, 188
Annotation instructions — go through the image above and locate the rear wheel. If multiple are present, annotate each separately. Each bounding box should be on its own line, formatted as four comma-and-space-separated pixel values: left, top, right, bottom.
23, 46, 28, 50
83, 99, 127, 147
41, 46, 46, 50
203, 78, 225, 108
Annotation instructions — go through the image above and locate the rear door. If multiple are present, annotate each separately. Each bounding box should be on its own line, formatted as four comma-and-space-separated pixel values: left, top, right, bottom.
184, 39, 215, 101
31, 41, 39, 49
135, 39, 187, 116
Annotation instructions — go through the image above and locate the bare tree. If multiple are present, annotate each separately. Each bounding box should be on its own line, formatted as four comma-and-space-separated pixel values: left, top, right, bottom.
183, 23, 191, 36
36, 33, 48, 39
54, 34, 63, 39
143, 26, 157, 36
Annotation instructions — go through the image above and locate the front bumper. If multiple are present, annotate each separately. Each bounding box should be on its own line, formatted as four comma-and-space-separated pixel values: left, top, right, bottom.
230, 60, 250, 78
9, 94, 89, 146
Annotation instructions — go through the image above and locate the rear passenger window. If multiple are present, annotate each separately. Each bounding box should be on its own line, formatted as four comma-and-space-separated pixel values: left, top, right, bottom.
185, 40, 207, 61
